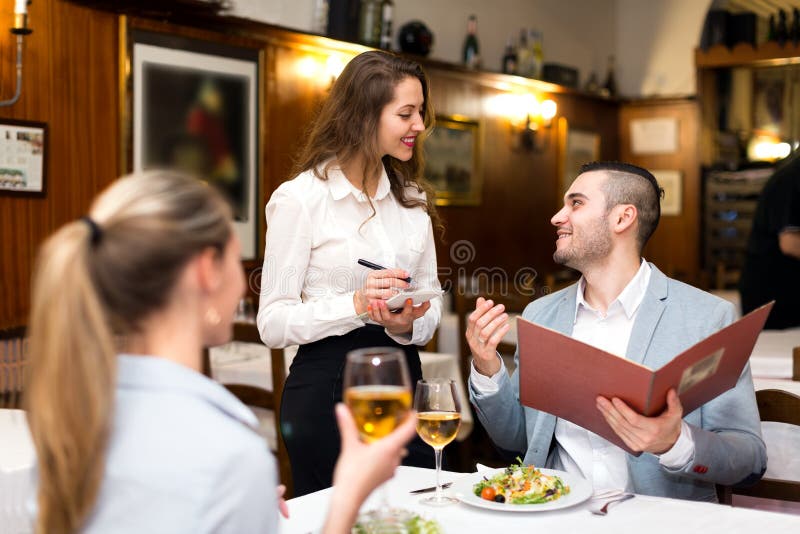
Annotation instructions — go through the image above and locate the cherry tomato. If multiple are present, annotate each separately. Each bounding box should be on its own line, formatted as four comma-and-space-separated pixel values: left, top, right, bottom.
480, 487, 496, 501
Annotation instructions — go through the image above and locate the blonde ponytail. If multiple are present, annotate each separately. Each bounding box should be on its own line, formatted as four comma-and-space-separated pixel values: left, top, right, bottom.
26, 221, 116, 534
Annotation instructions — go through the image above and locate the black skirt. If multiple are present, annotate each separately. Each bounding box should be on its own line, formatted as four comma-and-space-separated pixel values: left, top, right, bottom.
280, 324, 434, 496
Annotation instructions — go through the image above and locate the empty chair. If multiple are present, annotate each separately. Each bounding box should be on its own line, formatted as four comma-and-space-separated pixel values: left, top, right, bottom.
203, 321, 293, 496
0, 327, 27, 409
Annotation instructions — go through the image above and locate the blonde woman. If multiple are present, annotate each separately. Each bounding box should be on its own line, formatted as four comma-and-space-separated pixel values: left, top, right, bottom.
24, 171, 416, 534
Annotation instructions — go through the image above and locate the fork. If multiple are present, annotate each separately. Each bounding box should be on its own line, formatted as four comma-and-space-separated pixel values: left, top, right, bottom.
590, 493, 635, 515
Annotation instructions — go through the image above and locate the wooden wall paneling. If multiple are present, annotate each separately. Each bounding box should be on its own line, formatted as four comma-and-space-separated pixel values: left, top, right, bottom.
427, 69, 620, 296
0, 0, 119, 330
618, 99, 701, 286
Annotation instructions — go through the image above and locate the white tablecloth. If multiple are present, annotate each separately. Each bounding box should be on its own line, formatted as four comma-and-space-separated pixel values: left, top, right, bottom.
749, 328, 800, 379
0, 409, 34, 534
280, 466, 800, 533
210, 346, 474, 440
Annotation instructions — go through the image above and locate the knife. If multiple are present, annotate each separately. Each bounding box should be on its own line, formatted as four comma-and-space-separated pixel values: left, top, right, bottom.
409, 482, 453, 494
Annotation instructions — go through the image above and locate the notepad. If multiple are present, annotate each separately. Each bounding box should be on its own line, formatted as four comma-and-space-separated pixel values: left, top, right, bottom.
385, 289, 444, 310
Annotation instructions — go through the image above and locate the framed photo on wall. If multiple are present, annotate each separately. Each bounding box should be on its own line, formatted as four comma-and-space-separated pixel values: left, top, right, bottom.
127, 27, 261, 260
558, 118, 600, 200
426, 115, 482, 206
0, 119, 47, 196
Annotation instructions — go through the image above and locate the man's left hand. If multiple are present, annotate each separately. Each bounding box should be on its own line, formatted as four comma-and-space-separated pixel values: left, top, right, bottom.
596, 389, 683, 454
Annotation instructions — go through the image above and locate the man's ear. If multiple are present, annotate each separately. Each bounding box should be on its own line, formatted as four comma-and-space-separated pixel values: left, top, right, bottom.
195, 246, 224, 294
612, 204, 637, 235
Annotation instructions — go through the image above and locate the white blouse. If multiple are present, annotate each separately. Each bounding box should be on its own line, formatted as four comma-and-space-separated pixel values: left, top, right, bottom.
257, 162, 442, 349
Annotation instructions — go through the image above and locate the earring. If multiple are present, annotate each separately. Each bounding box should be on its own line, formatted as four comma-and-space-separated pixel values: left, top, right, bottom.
205, 307, 221, 326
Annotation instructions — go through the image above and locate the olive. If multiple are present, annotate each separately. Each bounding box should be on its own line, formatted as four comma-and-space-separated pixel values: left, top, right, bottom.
494, 494, 505, 503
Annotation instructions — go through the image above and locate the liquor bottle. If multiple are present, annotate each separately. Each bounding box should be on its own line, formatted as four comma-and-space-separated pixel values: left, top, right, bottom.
501, 36, 517, 75
776, 9, 789, 46
516, 28, 531, 77
312, 0, 329, 35
380, 0, 394, 50
584, 71, 599, 93
792, 8, 800, 46
358, 0, 382, 47
462, 15, 481, 69
602, 55, 617, 97
530, 30, 544, 79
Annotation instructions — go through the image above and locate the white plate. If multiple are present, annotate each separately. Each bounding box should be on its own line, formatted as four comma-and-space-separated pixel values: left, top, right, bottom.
451, 468, 592, 512
385, 289, 443, 310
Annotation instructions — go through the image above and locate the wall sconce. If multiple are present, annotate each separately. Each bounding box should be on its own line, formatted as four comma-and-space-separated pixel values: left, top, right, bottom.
510, 94, 557, 152
295, 52, 351, 90
0, 0, 33, 107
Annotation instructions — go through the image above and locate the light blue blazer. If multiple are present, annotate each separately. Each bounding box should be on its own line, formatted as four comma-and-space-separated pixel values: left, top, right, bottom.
470, 265, 766, 502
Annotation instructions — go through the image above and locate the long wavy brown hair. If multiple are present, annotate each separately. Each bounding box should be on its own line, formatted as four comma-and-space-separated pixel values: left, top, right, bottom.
25, 171, 232, 534
293, 50, 444, 237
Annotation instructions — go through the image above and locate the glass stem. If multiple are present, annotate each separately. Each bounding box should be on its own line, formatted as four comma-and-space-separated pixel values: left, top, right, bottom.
433, 446, 443, 502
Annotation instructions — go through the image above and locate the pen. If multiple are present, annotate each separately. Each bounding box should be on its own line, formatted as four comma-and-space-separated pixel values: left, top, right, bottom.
357, 258, 412, 284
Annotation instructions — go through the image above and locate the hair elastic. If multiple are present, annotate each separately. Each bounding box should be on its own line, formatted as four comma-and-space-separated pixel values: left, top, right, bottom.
80, 216, 102, 246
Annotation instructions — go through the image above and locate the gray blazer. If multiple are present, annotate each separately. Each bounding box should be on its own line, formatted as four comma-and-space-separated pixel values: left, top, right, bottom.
470, 264, 766, 502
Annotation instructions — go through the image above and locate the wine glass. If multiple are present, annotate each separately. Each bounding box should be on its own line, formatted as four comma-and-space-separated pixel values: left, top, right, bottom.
413, 378, 461, 506
343, 347, 413, 529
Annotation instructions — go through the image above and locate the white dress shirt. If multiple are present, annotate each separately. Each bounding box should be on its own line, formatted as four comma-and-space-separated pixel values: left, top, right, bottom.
471, 260, 695, 491
257, 162, 442, 348
46, 355, 278, 534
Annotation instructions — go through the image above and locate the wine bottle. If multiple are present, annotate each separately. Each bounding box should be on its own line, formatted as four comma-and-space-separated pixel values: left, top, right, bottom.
792, 8, 800, 46
777, 9, 788, 46
502, 36, 518, 75
602, 55, 617, 97
462, 15, 481, 69
768, 13, 777, 42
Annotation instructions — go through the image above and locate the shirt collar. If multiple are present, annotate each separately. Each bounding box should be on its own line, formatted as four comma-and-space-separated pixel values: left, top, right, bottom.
115, 354, 258, 429
328, 163, 391, 202
574, 259, 652, 322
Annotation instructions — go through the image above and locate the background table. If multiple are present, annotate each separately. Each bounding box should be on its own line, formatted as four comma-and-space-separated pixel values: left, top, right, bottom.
0, 409, 34, 534
210, 346, 474, 441
280, 465, 800, 533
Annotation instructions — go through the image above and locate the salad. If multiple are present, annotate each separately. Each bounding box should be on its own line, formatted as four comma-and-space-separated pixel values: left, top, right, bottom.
473, 460, 570, 505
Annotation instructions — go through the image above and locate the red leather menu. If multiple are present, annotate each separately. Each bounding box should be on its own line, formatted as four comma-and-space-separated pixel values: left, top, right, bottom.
517, 302, 773, 455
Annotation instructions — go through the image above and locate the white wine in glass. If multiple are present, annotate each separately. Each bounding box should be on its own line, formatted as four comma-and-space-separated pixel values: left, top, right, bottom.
414, 378, 461, 506
343, 347, 413, 530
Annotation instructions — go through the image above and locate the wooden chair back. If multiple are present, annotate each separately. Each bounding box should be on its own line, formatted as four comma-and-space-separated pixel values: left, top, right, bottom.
0, 327, 27, 409
202, 322, 292, 496
719, 389, 800, 504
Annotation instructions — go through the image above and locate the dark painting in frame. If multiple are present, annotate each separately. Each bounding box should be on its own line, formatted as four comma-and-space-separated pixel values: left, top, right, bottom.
128, 27, 260, 260
426, 115, 482, 206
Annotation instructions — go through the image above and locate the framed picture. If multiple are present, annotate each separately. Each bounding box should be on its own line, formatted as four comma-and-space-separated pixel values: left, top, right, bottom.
0, 119, 47, 196
557, 118, 600, 200
127, 27, 261, 260
653, 170, 683, 216
426, 115, 482, 206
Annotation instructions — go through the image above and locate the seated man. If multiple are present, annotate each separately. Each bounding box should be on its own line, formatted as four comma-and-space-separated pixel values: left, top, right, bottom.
468, 161, 766, 501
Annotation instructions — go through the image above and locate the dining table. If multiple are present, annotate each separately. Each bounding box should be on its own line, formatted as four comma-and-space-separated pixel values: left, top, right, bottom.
0, 408, 35, 534
279, 465, 800, 533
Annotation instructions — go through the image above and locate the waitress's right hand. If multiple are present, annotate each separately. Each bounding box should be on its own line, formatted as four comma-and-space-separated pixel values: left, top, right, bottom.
353, 269, 411, 315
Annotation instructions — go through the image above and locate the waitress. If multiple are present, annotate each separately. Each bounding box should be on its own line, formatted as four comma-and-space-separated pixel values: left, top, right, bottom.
257, 50, 443, 496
